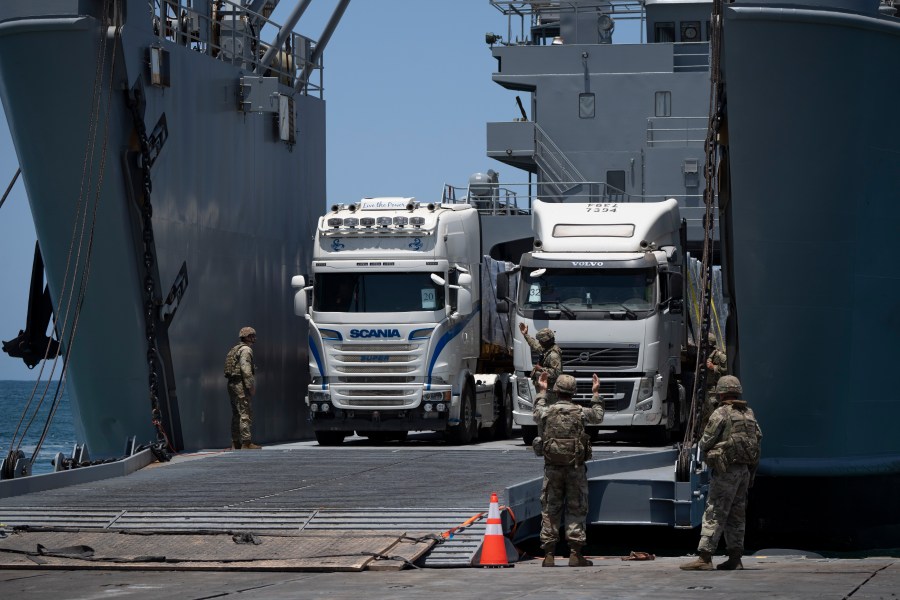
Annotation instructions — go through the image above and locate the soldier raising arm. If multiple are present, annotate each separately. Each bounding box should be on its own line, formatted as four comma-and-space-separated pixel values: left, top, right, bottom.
532, 371, 604, 568
520, 323, 562, 389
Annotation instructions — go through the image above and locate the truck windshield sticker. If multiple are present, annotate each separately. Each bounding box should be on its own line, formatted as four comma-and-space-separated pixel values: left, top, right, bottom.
421, 288, 436, 309
528, 283, 542, 303
409, 237, 423, 251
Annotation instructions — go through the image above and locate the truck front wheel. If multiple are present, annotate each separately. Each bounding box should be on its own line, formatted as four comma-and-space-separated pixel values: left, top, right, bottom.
315, 431, 347, 446
446, 386, 476, 445
493, 387, 514, 440
521, 425, 538, 446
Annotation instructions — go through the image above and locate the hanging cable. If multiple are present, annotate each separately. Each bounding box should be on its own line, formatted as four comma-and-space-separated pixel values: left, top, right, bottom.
0, 167, 20, 211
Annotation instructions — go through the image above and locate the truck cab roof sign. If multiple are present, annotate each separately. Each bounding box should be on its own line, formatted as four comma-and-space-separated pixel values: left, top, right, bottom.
359, 198, 414, 210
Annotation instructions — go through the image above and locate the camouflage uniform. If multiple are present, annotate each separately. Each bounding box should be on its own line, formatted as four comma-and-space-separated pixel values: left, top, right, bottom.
225, 329, 256, 445
701, 334, 727, 428
533, 376, 604, 555
696, 394, 762, 558
524, 327, 562, 410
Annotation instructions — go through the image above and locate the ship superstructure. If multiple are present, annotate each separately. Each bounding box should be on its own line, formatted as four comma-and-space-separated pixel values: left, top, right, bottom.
0, 0, 348, 457
486, 0, 714, 249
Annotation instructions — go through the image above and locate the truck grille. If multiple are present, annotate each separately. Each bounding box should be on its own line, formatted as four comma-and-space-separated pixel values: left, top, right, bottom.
345, 399, 408, 407
335, 376, 415, 384
335, 366, 416, 374
330, 342, 422, 376
572, 379, 633, 412
325, 340, 425, 409
335, 343, 417, 352
534, 345, 639, 370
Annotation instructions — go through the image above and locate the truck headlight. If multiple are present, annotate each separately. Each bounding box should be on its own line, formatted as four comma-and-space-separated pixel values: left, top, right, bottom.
516, 378, 532, 400
309, 391, 330, 403
424, 391, 449, 403
635, 377, 654, 411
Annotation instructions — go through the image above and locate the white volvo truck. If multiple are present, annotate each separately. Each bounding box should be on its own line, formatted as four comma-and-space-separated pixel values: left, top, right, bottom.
499, 198, 688, 445
292, 198, 516, 445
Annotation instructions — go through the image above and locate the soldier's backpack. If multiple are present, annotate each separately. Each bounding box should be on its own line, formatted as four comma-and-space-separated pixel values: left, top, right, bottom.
223, 344, 246, 379
718, 405, 761, 468
540, 401, 588, 466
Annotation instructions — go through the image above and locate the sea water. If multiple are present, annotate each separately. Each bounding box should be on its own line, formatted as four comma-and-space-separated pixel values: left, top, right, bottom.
0, 380, 75, 476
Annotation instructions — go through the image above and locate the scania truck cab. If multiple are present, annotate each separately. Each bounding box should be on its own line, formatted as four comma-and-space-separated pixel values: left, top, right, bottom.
292, 198, 515, 445
503, 198, 688, 444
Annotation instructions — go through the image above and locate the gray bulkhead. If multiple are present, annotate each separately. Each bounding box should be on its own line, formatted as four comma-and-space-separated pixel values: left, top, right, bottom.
486, 0, 713, 247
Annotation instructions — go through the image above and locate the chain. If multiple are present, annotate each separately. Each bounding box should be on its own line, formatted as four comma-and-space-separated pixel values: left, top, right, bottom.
677, 0, 725, 480
125, 87, 172, 459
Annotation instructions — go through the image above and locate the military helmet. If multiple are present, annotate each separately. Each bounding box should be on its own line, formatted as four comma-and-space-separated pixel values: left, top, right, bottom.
536, 327, 555, 344
553, 374, 577, 396
707, 332, 717, 346
716, 375, 743, 396
239, 326, 257, 340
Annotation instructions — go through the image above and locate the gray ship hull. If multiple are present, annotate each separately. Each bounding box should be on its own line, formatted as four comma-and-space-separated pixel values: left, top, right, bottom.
721, 1, 900, 539
0, 2, 324, 456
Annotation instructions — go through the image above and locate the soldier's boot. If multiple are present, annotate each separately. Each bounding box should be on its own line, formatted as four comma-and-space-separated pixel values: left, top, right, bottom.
541, 545, 555, 567
241, 442, 262, 449
680, 551, 713, 570
568, 548, 593, 567
717, 549, 744, 570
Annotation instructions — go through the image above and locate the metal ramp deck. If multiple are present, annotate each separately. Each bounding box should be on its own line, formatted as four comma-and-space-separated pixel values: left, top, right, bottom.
0, 506, 490, 567
507, 448, 708, 536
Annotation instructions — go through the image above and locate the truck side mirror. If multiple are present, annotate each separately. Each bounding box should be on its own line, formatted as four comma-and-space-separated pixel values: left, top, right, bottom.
496, 299, 509, 314
669, 297, 684, 315
291, 275, 309, 317
668, 272, 684, 300
456, 287, 473, 315
496, 272, 509, 301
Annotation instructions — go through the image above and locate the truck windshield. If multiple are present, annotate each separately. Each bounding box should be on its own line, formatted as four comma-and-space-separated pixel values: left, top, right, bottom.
314, 272, 445, 312
520, 268, 656, 314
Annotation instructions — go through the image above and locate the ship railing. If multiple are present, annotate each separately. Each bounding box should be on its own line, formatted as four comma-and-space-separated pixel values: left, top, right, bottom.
489, 1, 645, 46
441, 180, 698, 216
646, 117, 707, 147
149, 0, 324, 96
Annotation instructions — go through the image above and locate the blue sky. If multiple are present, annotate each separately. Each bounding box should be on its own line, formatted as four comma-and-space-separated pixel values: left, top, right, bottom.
0, 1, 641, 379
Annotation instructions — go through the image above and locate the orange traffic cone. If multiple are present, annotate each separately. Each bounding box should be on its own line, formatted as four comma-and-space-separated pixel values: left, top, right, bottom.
471, 492, 518, 567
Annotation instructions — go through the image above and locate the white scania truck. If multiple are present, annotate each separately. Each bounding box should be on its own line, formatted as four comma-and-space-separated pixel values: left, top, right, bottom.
291, 198, 516, 445
499, 198, 688, 444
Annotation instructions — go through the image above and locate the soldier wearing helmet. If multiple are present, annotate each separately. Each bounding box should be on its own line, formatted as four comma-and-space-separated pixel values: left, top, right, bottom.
519, 322, 562, 393
682, 375, 762, 572
532, 371, 604, 568
224, 326, 261, 449
700, 331, 728, 429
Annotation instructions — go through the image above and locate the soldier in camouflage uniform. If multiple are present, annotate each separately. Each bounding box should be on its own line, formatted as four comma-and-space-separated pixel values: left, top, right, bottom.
700, 332, 728, 429
682, 375, 762, 571
520, 322, 562, 409
533, 371, 604, 567
224, 326, 261, 449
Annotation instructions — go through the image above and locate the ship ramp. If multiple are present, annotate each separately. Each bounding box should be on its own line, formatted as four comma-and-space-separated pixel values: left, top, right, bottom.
0, 437, 704, 569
